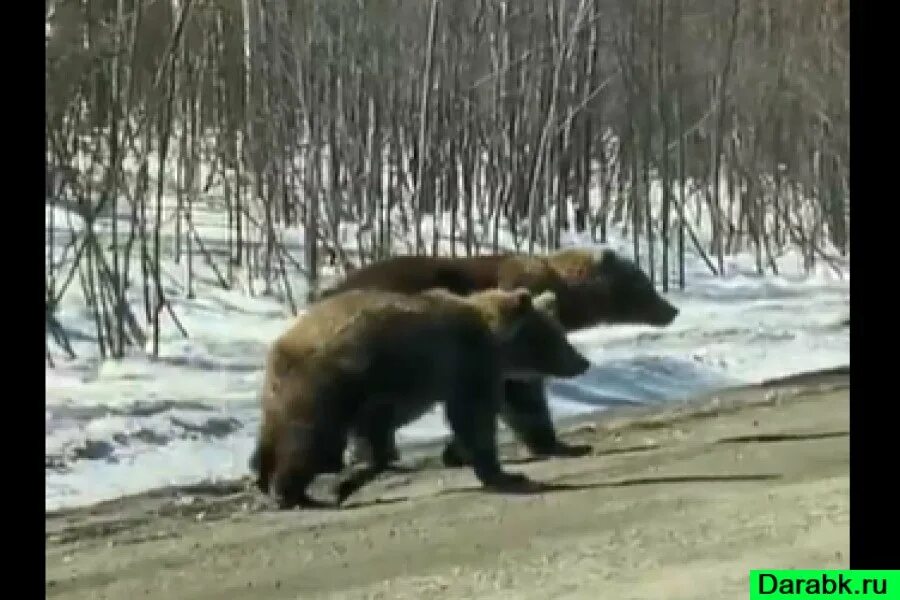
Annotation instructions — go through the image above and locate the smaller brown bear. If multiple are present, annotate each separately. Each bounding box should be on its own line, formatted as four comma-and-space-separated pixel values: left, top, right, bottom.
250, 287, 590, 508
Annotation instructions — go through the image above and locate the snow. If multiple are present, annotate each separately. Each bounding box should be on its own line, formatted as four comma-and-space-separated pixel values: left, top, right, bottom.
45, 167, 849, 512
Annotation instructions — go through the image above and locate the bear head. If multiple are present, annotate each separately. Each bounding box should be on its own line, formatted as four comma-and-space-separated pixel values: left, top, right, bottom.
469, 288, 591, 380
539, 248, 680, 329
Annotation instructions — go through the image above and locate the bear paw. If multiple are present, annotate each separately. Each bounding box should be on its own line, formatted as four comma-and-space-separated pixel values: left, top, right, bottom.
441, 443, 470, 468
537, 441, 593, 459
483, 471, 541, 494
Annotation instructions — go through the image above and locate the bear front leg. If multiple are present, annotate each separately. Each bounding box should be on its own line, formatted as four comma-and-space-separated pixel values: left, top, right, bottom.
440, 438, 470, 468
444, 373, 535, 491
500, 379, 592, 459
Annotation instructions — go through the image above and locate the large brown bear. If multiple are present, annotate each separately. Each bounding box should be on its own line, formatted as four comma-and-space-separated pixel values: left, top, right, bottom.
318, 247, 679, 466
250, 286, 590, 509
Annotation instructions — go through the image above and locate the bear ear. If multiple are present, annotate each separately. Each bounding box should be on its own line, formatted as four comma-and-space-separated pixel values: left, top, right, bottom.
532, 290, 558, 318
599, 248, 617, 264
592, 248, 618, 275
510, 287, 533, 313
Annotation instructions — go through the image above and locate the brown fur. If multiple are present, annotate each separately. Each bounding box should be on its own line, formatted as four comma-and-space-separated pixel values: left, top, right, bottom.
320, 255, 511, 299
251, 287, 589, 508
318, 247, 679, 467
321, 248, 678, 332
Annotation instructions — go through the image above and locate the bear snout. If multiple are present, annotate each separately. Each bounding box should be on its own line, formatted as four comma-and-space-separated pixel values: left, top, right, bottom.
650, 299, 679, 326
556, 346, 592, 377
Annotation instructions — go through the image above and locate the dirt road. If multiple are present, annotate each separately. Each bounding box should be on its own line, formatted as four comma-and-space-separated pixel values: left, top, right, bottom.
46, 367, 849, 599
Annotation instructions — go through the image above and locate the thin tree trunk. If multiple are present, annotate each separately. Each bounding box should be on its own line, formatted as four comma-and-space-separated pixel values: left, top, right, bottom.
414, 0, 439, 255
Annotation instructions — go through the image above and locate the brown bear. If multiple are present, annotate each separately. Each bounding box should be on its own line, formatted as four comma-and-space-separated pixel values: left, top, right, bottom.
318, 247, 679, 467
250, 286, 590, 509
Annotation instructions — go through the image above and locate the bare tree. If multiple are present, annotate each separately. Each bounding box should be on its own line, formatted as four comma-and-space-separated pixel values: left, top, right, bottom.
45, 0, 850, 361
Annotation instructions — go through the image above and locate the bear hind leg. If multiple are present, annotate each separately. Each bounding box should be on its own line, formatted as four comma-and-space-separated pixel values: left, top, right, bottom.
335, 419, 397, 504
249, 438, 275, 494
272, 421, 348, 509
